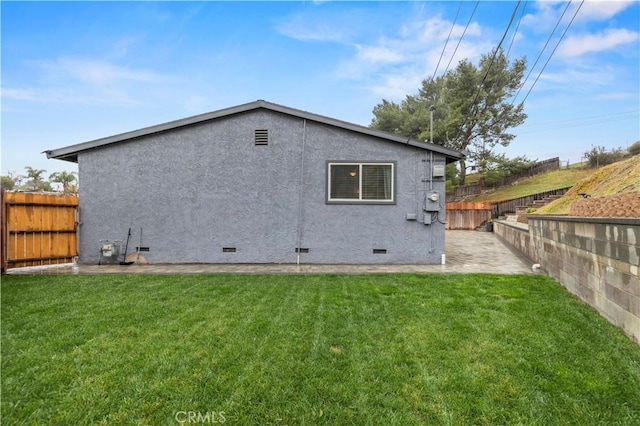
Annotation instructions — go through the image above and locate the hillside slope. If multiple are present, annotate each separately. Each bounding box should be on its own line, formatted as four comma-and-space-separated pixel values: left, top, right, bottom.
467, 164, 594, 202
533, 155, 640, 217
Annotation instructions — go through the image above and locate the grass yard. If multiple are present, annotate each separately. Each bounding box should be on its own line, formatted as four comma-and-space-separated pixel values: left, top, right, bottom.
2, 274, 640, 425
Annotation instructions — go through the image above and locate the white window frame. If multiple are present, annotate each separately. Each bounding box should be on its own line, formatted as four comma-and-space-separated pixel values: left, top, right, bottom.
326, 162, 395, 204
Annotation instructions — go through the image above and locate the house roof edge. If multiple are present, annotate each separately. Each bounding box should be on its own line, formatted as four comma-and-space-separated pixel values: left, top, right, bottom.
45, 100, 465, 163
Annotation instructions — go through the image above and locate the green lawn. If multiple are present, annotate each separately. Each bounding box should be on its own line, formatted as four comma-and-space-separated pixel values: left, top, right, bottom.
2, 274, 639, 425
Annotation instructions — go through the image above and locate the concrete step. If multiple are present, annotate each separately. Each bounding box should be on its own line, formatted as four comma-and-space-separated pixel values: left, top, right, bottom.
505, 214, 518, 222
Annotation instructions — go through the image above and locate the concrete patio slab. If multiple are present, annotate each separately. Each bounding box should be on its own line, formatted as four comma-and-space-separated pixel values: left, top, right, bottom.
5, 231, 534, 275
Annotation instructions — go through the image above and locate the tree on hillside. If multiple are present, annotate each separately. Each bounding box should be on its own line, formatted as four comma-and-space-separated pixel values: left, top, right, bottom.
481, 153, 536, 186
50, 171, 78, 194
371, 47, 527, 184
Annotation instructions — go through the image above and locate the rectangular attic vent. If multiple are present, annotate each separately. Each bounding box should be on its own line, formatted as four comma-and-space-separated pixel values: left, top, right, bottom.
222, 247, 236, 253
255, 129, 269, 145
373, 249, 387, 254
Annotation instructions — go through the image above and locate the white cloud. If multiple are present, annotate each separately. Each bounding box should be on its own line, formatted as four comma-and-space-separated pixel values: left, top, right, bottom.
595, 91, 638, 101
109, 36, 142, 59
3, 57, 174, 107
410, 16, 450, 42
369, 71, 424, 100
333, 14, 491, 99
40, 57, 167, 85
522, 0, 635, 33
274, 10, 357, 43
522, 1, 569, 33
2, 88, 41, 102
276, 21, 343, 43
576, 1, 635, 21
558, 28, 639, 57
535, 64, 618, 87
355, 44, 405, 64
2, 85, 142, 106
523, 1, 634, 31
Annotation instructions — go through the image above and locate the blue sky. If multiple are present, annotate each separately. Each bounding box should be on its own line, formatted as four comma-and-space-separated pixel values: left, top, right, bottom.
2, 1, 639, 178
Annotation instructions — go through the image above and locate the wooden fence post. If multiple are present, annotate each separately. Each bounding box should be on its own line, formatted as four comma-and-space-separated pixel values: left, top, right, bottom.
1, 190, 6, 273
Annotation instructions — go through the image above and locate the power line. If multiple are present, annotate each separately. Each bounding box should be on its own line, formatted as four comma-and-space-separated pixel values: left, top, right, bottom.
523, 110, 639, 128
506, 0, 528, 58
512, 0, 572, 105
518, 0, 585, 106
442, 1, 480, 77
456, 1, 522, 140
518, 110, 639, 133
431, 0, 463, 81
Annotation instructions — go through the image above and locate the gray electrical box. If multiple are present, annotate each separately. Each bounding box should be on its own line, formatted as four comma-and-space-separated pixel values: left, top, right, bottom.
433, 164, 445, 178
424, 191, 440, 212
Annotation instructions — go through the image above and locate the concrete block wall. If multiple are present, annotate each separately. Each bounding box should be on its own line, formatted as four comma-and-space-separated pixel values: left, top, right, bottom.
495, 217, 640, 344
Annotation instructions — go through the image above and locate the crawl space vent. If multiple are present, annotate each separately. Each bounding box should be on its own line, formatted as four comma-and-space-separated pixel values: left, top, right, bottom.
255, 129, 269, 145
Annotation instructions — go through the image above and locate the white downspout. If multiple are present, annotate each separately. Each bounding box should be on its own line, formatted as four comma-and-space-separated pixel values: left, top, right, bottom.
296, 119, 307, 265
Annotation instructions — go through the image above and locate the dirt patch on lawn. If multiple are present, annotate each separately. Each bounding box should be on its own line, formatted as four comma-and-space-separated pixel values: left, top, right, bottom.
569, 193, 640, 218
330, 346, 344, 354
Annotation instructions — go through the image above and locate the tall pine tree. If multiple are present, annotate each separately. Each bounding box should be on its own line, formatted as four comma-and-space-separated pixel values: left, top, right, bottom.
371, 48, 527, 184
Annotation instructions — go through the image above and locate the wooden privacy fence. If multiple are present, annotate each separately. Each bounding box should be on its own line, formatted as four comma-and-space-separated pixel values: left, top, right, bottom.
1, 191, 79, 271
490, 186, 572, 218
447, 157, 561, 202
445, 202, 492, 230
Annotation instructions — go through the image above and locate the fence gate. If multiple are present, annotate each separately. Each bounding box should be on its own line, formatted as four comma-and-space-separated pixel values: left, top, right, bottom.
1, 191, 79, 271
445, 202, 493, 230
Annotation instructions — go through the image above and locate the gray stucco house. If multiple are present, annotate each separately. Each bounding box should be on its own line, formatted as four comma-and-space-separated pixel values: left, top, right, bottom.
46, 100, 464, 264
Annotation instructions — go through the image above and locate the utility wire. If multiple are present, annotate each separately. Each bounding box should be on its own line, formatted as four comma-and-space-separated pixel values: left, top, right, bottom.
523, 110, 638, 127
431, 0, 463, 80
518, 110, 638, 133
442, 1, 480, 77
518, 0, 584, 105
455, 1, 522, 141
512, 0, 572, 105
506, 0, 527, 58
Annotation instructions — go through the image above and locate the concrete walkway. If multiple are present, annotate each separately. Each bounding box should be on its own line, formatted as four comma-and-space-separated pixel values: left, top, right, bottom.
6, 231, 534, 275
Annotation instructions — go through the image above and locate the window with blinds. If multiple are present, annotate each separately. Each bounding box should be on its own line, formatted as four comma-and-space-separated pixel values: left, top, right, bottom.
327, 162, 395, 203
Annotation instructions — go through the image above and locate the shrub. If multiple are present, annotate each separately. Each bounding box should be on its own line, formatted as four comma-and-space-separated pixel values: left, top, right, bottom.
481, 154, 536, 186
1, 175, 15, 191
583, 145, 627, 168
629, 141, 640, 156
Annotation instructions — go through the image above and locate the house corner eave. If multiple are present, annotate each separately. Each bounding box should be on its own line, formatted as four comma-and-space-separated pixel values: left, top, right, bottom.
44, 149, 79, 163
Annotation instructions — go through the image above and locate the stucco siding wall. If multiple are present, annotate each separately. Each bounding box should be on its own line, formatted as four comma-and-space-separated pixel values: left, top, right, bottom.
78, 109, 446, 264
